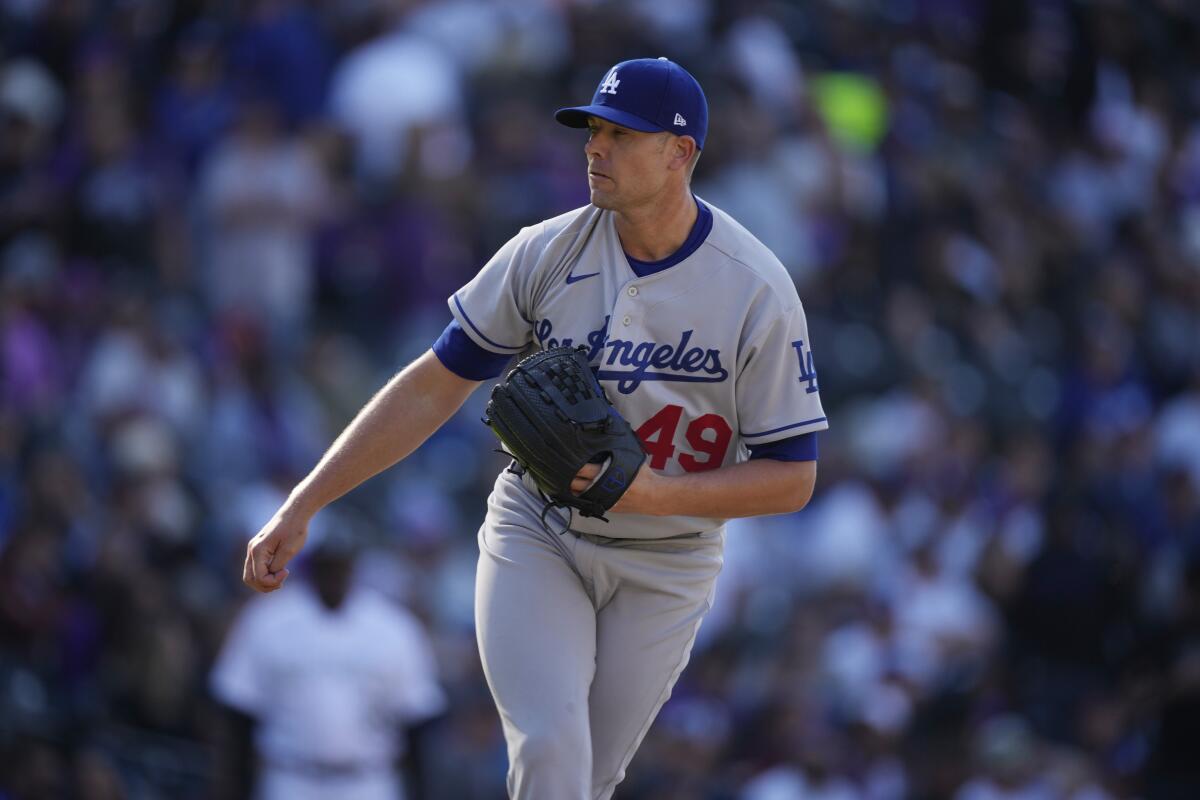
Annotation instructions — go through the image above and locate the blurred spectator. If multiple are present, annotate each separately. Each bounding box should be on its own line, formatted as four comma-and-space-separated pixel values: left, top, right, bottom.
152, 22, 235, 175
198, 91, 328, 347
0, 58, 63, 243
209, 514, 446, 800
62, 49, 164, 275
327, 9, 467, 183
405, 0, 570, 77
228, 0, 332, 127
956, 719, 1045, 800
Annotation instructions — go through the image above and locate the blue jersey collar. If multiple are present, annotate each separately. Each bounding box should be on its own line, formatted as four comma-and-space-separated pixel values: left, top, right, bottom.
624, 198, 713, 278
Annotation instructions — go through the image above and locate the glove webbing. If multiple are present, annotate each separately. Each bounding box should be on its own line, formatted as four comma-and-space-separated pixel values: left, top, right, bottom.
491, 388, 604, 496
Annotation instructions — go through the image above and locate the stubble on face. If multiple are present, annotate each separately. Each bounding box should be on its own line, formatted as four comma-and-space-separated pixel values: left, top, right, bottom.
588, 183, 616, 209
587, 162, 622, 210
586, 130, 673, 211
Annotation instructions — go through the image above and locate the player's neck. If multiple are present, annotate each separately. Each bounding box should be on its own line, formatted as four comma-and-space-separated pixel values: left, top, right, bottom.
613, 188, 698, 263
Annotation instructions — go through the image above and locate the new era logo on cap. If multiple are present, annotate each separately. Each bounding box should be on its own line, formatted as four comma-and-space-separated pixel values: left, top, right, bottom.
554, 57, 709, 149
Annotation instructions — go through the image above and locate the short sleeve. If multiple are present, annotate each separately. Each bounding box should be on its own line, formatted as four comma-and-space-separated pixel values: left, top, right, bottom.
736, 302, 829, 447
432, 319, 513, 380
387, 609, 447, 723
448, 225, 543, 356
209, 602, 269, 716
748, 431, 818, 462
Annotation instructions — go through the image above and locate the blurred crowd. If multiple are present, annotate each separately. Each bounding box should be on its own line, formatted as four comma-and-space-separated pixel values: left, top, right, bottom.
2, 0, 1200, 798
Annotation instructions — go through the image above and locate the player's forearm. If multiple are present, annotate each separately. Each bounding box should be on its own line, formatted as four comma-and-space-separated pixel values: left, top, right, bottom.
283, 350, 479, 519
621, 458, 816, 518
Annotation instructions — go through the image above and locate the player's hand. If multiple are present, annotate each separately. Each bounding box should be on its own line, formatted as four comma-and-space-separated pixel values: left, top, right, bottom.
570, 462, 605, 495
243, 510, 310, 593
571, 462, 658, 514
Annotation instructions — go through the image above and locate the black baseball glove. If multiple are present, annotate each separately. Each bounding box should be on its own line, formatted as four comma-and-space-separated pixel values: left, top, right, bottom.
483, 346, 646, 523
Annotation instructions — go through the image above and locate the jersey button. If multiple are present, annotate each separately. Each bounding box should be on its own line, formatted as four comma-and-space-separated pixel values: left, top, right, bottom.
622, 315, 632, 326
627, 286, 638, 297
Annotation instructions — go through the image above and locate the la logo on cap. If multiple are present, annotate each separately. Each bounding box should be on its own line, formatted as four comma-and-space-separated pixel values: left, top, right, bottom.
553, 57, 709, 149
599, 68, 620, 95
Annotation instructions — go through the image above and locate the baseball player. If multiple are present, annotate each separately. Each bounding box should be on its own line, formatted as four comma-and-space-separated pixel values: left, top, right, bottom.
215, 521, 445, 800
244, 57, 827, 799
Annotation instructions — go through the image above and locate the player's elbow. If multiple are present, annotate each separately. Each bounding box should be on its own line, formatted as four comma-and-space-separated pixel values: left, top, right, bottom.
783, 479, 815, 514
773, 460, 817, 514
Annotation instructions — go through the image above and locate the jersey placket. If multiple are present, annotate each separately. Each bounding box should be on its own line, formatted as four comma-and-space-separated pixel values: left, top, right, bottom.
613, 282, 641, 331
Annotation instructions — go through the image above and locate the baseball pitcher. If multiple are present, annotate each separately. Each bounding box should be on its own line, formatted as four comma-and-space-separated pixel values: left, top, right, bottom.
244, 57, 828, 799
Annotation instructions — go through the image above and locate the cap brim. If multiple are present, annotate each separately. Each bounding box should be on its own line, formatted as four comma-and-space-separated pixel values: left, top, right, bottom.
554, 105, 663, 133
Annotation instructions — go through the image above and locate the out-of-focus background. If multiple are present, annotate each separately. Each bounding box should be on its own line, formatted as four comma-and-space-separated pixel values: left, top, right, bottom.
2, 0, 1199, 798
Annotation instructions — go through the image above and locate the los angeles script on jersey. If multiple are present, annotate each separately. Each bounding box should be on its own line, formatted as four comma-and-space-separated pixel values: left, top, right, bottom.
535, 316, 728, 394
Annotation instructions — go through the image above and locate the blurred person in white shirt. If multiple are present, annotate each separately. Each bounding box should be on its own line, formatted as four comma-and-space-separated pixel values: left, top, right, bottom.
210, 513, 445, 800
198, 91, 327, 347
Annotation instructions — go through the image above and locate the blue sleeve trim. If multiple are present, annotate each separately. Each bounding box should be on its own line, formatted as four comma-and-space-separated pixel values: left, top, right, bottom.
432, 320, 514, 381
748, 432, 818, 462
740, 417, 828, 439
453, 295, 525, 352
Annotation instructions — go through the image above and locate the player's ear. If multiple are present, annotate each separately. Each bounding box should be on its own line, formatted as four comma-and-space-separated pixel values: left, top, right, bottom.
670, 135, 697, 172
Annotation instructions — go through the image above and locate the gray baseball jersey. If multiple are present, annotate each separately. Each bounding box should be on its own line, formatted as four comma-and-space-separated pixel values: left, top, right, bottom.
450, 198, 826, 798
451, 198, 827, 539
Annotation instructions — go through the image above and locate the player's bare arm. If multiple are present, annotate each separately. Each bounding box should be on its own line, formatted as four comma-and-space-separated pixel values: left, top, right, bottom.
243, 351, 479, 592
572, 458, 816, 518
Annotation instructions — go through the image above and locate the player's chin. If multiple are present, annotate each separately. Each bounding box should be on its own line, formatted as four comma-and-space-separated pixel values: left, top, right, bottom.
589, 188, 618, 210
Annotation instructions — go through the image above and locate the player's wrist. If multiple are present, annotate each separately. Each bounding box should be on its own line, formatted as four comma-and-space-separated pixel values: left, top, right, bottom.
614, 465, 669, 516
280, 489, 322, 523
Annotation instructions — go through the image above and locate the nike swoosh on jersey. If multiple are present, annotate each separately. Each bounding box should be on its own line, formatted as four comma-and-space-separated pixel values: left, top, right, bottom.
565, 270, 600, 284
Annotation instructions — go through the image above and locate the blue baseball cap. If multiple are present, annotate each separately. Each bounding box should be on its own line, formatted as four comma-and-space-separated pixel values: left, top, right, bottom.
555, 57, 708, 149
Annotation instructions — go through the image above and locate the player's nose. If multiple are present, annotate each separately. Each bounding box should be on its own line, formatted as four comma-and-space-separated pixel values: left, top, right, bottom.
585, 135, 607, 160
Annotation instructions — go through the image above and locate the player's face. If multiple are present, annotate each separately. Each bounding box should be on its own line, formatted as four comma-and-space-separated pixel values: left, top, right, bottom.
584, 117, 676, 211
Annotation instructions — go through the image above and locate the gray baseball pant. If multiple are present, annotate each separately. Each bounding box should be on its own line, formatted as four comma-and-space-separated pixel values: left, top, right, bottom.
474, 483, 723, 799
